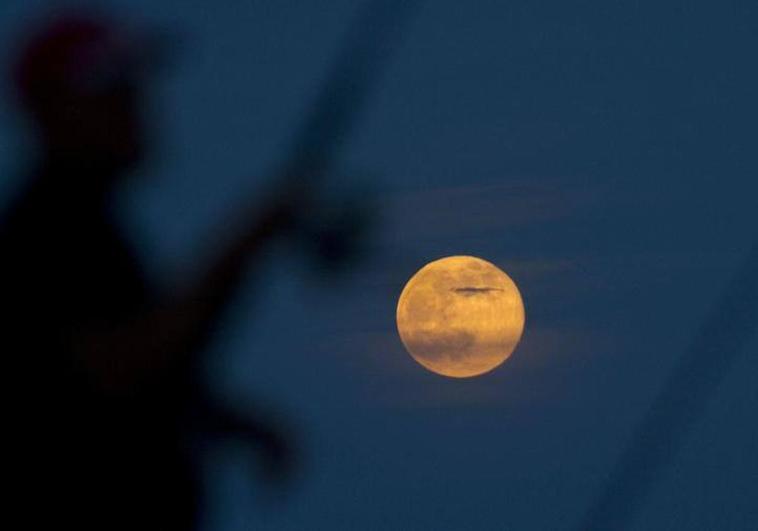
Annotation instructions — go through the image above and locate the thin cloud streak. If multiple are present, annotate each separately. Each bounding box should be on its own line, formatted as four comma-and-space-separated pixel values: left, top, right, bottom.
382, 181, 597, 243
452, 287, 504, 295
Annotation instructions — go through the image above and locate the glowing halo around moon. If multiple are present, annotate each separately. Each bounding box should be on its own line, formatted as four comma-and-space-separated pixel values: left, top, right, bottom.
396, 256, 525, 378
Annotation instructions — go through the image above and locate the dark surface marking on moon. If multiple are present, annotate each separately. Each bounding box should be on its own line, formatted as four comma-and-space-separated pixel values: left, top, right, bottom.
409, 329, 477, 361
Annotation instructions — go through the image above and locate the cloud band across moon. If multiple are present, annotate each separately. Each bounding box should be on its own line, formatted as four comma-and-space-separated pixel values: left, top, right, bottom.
452, 287, 505, 296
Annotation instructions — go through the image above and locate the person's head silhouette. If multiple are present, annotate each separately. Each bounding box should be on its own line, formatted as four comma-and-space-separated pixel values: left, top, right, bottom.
13, 13, 160, 184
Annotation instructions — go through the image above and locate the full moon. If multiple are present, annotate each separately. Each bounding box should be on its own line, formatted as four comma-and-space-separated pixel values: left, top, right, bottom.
396, 256, 525, 378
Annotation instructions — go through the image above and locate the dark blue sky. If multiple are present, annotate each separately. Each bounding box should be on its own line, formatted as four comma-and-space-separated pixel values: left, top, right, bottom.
2, 1, 757, 529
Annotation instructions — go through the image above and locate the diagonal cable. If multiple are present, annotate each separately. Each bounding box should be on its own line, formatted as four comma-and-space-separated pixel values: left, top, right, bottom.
576, 240, 758, 530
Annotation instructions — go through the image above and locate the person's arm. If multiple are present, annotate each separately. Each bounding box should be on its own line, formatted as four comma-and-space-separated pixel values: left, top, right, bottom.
69, 184, 304, 394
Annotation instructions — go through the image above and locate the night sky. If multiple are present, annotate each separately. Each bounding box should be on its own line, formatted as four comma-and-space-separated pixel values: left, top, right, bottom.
1, 1, 757, 530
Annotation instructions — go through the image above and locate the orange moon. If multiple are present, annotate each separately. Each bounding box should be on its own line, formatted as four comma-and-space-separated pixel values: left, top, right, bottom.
396, 256, 525, 378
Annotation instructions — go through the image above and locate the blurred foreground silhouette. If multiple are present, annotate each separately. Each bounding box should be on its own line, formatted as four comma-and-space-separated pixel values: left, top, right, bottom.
0, 11, 377, 529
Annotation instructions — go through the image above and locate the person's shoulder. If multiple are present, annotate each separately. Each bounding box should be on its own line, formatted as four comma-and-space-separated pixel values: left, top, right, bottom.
1, 183, 39, 241
0, 177, 68, 275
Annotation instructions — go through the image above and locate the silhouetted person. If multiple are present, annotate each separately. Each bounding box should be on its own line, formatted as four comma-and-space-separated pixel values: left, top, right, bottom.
1, 13, 312, 529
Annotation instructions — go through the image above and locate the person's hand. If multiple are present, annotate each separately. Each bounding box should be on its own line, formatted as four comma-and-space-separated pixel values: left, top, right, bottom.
252, 420, 299, 487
